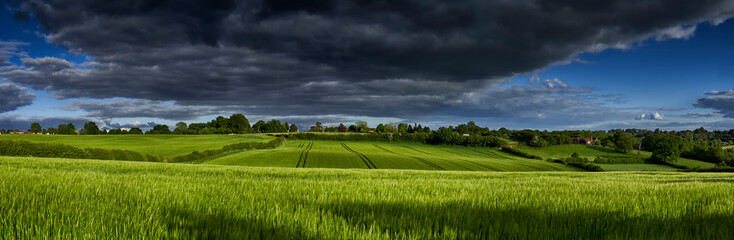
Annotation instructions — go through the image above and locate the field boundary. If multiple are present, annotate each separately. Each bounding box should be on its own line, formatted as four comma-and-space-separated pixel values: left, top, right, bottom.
341, 143, 377, 169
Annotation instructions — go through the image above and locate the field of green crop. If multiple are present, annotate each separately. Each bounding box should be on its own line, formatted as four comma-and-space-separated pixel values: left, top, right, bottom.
519, 144, 715, 169
0, 134, 274, 156
2, 156, 733, 239
205, 140, 578, 171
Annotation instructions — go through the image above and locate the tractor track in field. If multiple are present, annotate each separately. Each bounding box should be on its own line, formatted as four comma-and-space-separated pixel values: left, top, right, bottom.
373, 144, 445, 171
436, 148, 500, 171
296, 142, 313, 168
401, 145, 472, 171
341, 143, 377, 169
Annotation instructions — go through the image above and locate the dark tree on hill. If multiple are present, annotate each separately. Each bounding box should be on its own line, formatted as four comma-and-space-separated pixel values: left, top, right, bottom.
398, 123, 408, 133
375, 124, 386, 133
289, 123, 298, 133
29, 122, 42, 132
83, 122, 100, 135
642, 134, 682, 163
57, 124, 68, 135
356, 121, 369, 132
229, 114, 250, 133
174, 122, 187, 134
148, 124, 171, 134
66, 123, 77, 135
263, 119, 287, 133
252, 120, 266, 133
614, 132, 635, 153
129, 128, 143, 134
338, 123, 347, 132
310, 122, 323, 132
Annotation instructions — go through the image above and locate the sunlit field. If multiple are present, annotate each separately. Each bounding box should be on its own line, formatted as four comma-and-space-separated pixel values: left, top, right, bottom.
2, 156, 733, 239
206, 140, 577, 171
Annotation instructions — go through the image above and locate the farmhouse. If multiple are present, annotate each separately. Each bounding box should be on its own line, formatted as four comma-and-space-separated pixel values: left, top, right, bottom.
571, 137, 596, 145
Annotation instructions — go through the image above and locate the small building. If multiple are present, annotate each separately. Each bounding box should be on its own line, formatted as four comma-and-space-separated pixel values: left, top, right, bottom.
571, 137, 596, 145
9, 131, 25, 134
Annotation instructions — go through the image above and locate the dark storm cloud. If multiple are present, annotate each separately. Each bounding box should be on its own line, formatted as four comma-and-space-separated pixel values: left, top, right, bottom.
67, 99, 234, 120
2, 0, 734, 120
0, 82, 34, 113
693, 89, 734, 118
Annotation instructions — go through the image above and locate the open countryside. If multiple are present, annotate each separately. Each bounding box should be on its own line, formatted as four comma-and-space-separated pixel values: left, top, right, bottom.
4, 1, 734, 239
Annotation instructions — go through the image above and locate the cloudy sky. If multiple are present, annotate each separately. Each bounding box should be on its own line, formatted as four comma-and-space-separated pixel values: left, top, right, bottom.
1, 0, 733, 131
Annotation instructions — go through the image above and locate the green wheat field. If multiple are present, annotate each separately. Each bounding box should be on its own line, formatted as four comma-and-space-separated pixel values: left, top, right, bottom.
1, 135, 733, 239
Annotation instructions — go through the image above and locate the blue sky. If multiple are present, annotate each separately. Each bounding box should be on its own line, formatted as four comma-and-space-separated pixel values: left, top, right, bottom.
1, 1, 734, 131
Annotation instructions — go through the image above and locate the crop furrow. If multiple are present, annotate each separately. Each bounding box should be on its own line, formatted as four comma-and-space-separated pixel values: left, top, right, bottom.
341, 143, 376, 169
296, 142, 313, 168
374, 144, 444, 170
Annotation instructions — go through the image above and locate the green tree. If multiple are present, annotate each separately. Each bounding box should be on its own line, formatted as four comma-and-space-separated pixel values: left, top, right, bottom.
229, 114, 251, 133
175, 122, 187, 134
289, 123, 298, 133
29, 122, 42, 133
66, 123, 77, 135
263, 119, 287, 133
128, 128, 143, 134
642, 135, 682, 163
83, 122, 100, 135
252, 120, 266, 133
614, 132, 635, 153
148, 125, 171, 134
338, 123, 347, 132
355, 121, 369, 132
309, 122, 323, 132
57, 124, 68, 135
398, 123, 408, 133
375, 124, 386, 133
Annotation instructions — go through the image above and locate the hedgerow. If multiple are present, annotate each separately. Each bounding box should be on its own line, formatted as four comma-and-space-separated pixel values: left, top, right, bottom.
170, 137, 285, 163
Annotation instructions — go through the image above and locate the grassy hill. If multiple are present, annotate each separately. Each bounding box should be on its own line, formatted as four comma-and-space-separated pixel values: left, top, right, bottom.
518, 144, 716, 171
205, 140, 578, 171
2, 156, 733, 239
0, 134, 274, 156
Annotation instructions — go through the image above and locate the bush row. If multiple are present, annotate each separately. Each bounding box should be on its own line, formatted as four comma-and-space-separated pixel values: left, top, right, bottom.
499, 147, 543, 160
567, 162, 604, 172
285, 132, 506, 148
0, 140, 163, 162
170, 137, 285, 163
593, 157, 646, 164
679, 167, 734, 172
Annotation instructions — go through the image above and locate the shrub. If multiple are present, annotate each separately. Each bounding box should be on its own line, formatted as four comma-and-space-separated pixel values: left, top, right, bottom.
500, 147, 543, 160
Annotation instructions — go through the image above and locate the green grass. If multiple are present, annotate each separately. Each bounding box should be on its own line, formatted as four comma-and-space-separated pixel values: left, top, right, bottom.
205, 140, 578, 171
2, 156, 734, 239
0, 134, 274, 157
519, 144, 716, 169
